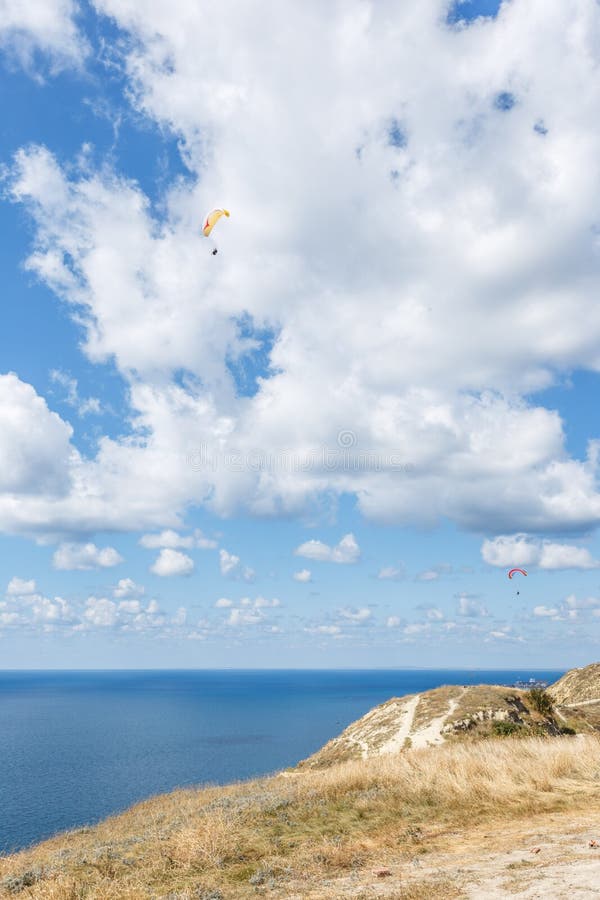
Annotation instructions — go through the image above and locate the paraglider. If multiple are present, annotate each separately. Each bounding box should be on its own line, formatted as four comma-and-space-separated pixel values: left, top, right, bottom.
202, 208, 230, 255
508, 567, 527, 595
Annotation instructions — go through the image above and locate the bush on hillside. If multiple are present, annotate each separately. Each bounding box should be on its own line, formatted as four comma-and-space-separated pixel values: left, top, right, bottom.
529, 688, 553, 717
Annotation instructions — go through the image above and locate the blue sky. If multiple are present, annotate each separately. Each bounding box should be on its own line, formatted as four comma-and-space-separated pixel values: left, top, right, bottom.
2, 0, 600, 668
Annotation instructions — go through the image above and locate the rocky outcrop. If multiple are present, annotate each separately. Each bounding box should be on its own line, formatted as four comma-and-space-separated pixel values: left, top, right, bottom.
299, 677, 582, 769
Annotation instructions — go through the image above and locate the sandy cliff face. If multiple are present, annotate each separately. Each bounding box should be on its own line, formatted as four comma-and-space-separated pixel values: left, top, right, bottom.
298, 682, 566, 769
299, 664, 600, 770
548, 662, 600, 705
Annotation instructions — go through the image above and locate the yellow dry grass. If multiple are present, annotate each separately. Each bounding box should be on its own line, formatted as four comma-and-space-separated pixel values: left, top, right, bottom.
2, 735, 600, 899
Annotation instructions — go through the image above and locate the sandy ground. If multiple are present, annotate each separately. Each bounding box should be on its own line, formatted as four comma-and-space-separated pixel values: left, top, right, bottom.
375, 695, 420, 756
278, 808, 600, 898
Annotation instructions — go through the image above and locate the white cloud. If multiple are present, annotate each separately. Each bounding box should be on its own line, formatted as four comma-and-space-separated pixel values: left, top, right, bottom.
219, 548, 255, 580
377, 565, 404, 581
226, 608, 263, 626
140, 529, 217, 550
172, 606, 187, 625
416, 564, 452, 582
482, 534, 600, 570
53, 542, 123, 570
84, 596, 118, 627
50, 370, 101, 417
6, 577, 36, 596
254, 596, 280, 608
416, 570, 440, 582
457, 595, 488, 617
0, 373, 74, 498
564, 593, 600, 610
404, 623, 430, 635
215, 597, 233, 608
306, 624, 341, 635
9, 2, 600, 540
425, 607, 444, 620
219, 548, 239, 575
0, 584, 188, 637
195, 532, 218, 550
113, 578, 145, 599
0, 0, 87, 74
118, 599, 142, 614
386, 616, 402, 627
293, 568, 312, 582
150, 548, 194, 576
141, 529, 193, 549
294, 533, 360, 564
533, 605, 559, 617
31, 594, 74, 624
339, 607, 371, 623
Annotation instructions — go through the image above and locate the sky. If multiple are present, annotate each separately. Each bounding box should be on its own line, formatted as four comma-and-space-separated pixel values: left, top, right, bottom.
2, 0, 600, 668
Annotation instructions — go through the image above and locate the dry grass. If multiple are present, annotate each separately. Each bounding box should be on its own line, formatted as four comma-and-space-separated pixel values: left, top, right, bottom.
410, 685, 461, 731
2, 735, 600, 899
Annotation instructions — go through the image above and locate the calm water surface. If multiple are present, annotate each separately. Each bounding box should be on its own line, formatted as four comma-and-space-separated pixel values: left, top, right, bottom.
0, 668, 563, 852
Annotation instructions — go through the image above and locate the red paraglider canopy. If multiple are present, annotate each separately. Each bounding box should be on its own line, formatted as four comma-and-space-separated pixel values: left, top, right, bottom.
508, 568, 527, 579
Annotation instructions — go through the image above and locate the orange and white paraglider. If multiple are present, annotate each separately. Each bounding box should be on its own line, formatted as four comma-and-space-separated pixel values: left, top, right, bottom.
202, 208, 230, 255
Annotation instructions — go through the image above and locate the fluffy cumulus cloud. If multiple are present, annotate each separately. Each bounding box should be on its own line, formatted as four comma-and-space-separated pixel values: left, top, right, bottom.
294, 534, 360, 564
6, 577, 36, 596
482, 534, 600, 570
533, 605, 559, 618
293, 569, 312, 582
8, 1, 600, 539
226, 608, 263, 627
214, 597, 233, 607
219, 549, 255, 581
0, 0, 87, 73
53, 542, 123, 570
0, 374, 75, 499
150, 548, 194, 576
0, 577, 193, 637
113, 578, 145, 599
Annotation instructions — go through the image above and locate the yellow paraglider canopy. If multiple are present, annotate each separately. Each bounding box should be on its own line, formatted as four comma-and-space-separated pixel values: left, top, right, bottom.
202, 208, 230, 237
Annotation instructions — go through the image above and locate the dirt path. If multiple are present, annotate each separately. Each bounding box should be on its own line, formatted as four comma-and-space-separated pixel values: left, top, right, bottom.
280, 807, 600, 898
410, 687, 466, 750
564, 697, 600, 707
375, 694, 420, 755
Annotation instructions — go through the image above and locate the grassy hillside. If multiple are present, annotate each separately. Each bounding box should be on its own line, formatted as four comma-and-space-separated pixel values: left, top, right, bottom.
4, 666, 600, 897
548, 662, 600, 705
2, 735, 600, 899
297, 683, 573, 769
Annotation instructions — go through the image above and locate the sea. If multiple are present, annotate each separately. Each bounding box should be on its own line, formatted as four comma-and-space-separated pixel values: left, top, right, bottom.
0, 668, 563, 853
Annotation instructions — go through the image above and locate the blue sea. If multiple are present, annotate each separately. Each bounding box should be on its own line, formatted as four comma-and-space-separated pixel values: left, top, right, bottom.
0, 668, 563, 853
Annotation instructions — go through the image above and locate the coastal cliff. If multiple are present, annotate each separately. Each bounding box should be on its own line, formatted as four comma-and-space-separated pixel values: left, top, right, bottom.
3, 664, 600, 899
298, 669, 600, 769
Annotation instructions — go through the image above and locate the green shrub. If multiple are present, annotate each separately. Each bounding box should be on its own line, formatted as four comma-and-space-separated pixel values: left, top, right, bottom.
492, 720, 524, 737
529, 688, 553, 716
